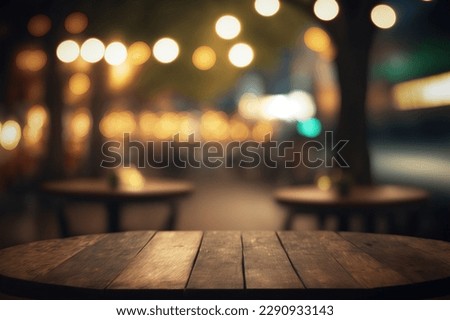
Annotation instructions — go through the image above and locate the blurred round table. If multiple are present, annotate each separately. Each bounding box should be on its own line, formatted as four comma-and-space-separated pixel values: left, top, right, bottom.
275, 184, 429, 232
41, 178, 194, 236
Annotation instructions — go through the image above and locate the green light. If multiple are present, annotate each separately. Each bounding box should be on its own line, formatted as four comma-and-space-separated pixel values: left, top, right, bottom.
297, 118, 322, 138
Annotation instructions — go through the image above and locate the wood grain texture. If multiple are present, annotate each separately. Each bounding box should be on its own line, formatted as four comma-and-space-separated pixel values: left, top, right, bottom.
278, 231, 360, 288
0, 234, 104, 280
242, 231, 304, 289
341, 232, 450, 282
109, 231, 202, 289
36, 231, 154, 289
187, 231, 243, 289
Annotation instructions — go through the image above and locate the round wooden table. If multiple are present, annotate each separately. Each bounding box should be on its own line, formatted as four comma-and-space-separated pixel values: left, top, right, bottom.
0, 231, 449, 299
275, 184, 429, 232
41, 178, 193, 236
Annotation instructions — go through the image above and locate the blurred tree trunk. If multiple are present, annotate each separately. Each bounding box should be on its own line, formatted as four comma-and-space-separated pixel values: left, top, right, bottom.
289, 0, 379, 184
86, 61, 108, 177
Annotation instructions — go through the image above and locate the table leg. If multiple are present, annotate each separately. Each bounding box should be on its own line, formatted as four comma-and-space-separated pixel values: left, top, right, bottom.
365, 211, 376, 233
166, 201, 179, 230
106, 202, 121, 233
56, 200, 69, 238
284, 209, 295, 230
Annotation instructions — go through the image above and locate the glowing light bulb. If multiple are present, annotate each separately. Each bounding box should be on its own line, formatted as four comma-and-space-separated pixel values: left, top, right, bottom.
229, 43, 254, 68
105, 42, 127, 66
153, 38, 179, 63
57, 40, 79, 63
313, 0, 339, 21
80, 38, 105, 63
371, 4, 397, 29
254, 0, 280, 17
215, 15, 241, 40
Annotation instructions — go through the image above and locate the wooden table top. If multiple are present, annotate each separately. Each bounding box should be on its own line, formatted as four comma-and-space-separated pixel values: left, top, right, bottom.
41, 178, 194, 201
1, 231, 449, 299
275, 185, 429, 209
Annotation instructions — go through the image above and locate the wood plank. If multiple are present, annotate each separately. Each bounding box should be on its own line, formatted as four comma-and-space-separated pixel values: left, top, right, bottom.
0, 234, 104, 280
278, 231, 360, 288
109, 231, 202, 289
315, 232, 409, 288
340, 232, 450, 283
388, 234, 450, 266
187, 231, 243, 289
36, 231, 154, 289
242, 231, 303, 289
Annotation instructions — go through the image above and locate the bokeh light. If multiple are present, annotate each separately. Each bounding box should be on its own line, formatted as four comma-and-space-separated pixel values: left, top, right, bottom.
105, 42, 128, 66
313, 0, 339, 21
69, 109, 91, 141
316, 175, 332, 191
69, 73, 90, 95
23, 125, 43, 147
230, 119, 249, 141
57, 40, 80, 63
297, 117, 322, 138
100, 110, 136, 138
201, 111, 229, 141
153, 38, 179, 64
128, 41, 151, 65
304, 27, 331, 53
139, 112, 159, 137
192, 46, 216, 70
117, 167, 145, 190
238, 93, 262, 120
0, 120, 21, 151
109, 61, 136, 90
80, 38, 105, 63
252, 121, 273, 142
154, 112, 180, 140
65, 12, 88, 34
371, 4, 397, 29
27, 105, 47, 129
215, 15, 241, 40
228, 43, 254, 68
254, 0, 280, 17
27, 14, 51, 37
16, 50, 47, 71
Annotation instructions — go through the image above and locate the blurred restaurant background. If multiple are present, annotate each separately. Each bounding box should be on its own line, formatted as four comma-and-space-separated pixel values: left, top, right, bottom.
0, 0, 449, 248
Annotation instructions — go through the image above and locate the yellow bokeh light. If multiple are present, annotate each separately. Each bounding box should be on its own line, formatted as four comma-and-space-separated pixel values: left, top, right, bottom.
27, 14, 51, 37
69, 73, 90, 95
109, 61, 135, 90
153, 38, 179, 64
139, 112, 159, 137
313, 0, 339, 21
70, 109, 91, 141
80, 38, 105, 63
128, 41, 151, 65
117, 167, 145, 190
192, 46, 216, 71
254, 0, 280, 17
317, 175, 332, 191
65, 12, 88, 34
228, 43, 254, 68
16, 50, 47, 71
57, 40, 80, 63
100, 110, 136, 138
252, 121, 273, 142
371, 4, 397, 29
154, 112, 179, 140
1, 120, 21, 151
23, 125, 43, 146
230, 119, 249, 141
215, 15, 241, 40
304, 27, 331, 53
201, 111, 229, 141
105, 42, 128, 66
238, 93, 262, 120
27, 105, 47, 129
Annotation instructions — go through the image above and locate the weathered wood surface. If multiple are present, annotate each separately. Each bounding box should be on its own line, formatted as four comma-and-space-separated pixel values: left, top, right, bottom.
0, 231, 449, 299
